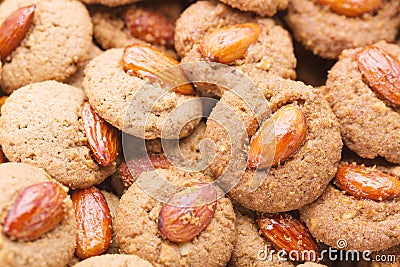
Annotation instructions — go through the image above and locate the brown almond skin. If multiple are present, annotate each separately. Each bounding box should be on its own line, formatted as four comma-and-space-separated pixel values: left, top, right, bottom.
248, 105, 307, 169
158, 183, 217, 243
119, 155, 171, 187
122, 43, 194, 95
356, 46, 400, 107
82, 103, 119, 167
317, 0, 383, 17
201, 23, 262, 64
334, 164, 400, 201
0, 5, 36, 60
258, 213, 319, 262
72, 187, 112, 259
0, 147, 6, 163
122, 7, 174, 48
3, 182, 68, 241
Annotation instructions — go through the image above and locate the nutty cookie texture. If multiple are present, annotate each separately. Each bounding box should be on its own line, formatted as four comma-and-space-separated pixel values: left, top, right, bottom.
325, 41, 400, 164
73, 254, 153, 267
0, 0, 93, 93
206, 74, 342, 213
176, 1, 296, 91
301, 177, 400, 252
285, 0, 400, 59
218, 0, 288, 17
114, 167, 236, 267
0, 81, 116, 189
0, 163, 76, 267
228, 205, 295, 267
83, 48, 202, 140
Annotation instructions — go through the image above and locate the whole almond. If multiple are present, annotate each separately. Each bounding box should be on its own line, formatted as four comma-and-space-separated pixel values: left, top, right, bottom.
82, 103, 119, 167
72, 187, 112, 259
248, 105, 307, 169
0, 5, 36, 60
356, 46, 400, 106
317, 0, 382, 17
200, 23, 262, 64
3, 182, 68, 241
122, 7, 174, 48
158, 183, 217, 243
334, 164, 400, 201
122, 43, 194, 95
258, 213, 319, 262
119, 155, 171, 187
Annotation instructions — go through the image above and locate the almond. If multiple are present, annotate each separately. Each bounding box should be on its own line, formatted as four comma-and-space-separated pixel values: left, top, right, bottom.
82, 103, 119, 167
119, 155, 171, 187
317, 0, 382, 17
122, 7, 174, 48
158, 183, 217, 243
3, 182, 68, 241
334, 164, 400, 201
72, 187, 112, 259
248, 105, 307, 169
0, 96, 8, 115
122, 43, 194, 95
356, 46, 400, 106
200, 23, 261, 64
0, 147, 6, 164
0, 5, 36, 60
258, 213, 319, 262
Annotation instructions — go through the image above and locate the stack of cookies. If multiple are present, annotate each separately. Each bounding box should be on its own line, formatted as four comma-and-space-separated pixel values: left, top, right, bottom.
0, 0, 399, 266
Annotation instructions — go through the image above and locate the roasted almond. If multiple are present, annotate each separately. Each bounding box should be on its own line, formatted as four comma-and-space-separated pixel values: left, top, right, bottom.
334, 164, 400, 201
248, 105, 307, 169
122, 44, 194, 95
3, 182, 68, 241
122, 7, 174, 48
200, 23, 261, 64
72, 187, 112, 259
158, 183, 217, 243
258, 213, 319, 262
356, 46, 400, 106
0, 5, 36, 60
0, 147, 6, 164
317, 0, 383, 17
119, 155, 171, 187
0, 96, 7, 116
82, 103, 119, 167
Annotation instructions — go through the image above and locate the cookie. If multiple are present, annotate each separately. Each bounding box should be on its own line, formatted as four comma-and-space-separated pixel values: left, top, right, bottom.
0, 81, 116, 189
0, 163, 76, 267
0, 0, 93, 93
73, 254, 153, 267
228, 205, 295, 267
285, 0, 400, 59
300, 164, 400, 251
66, 44, 103, 89
83, 48, 202, 140
91, 0, 182, 57
218, 0, 288, 17
206, 74, 342, 212
79, 0, 140, 7
175, 1, 296, 94
325, 41, 400, 164
114, 167, 236, 267
101, 190, 120, 254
